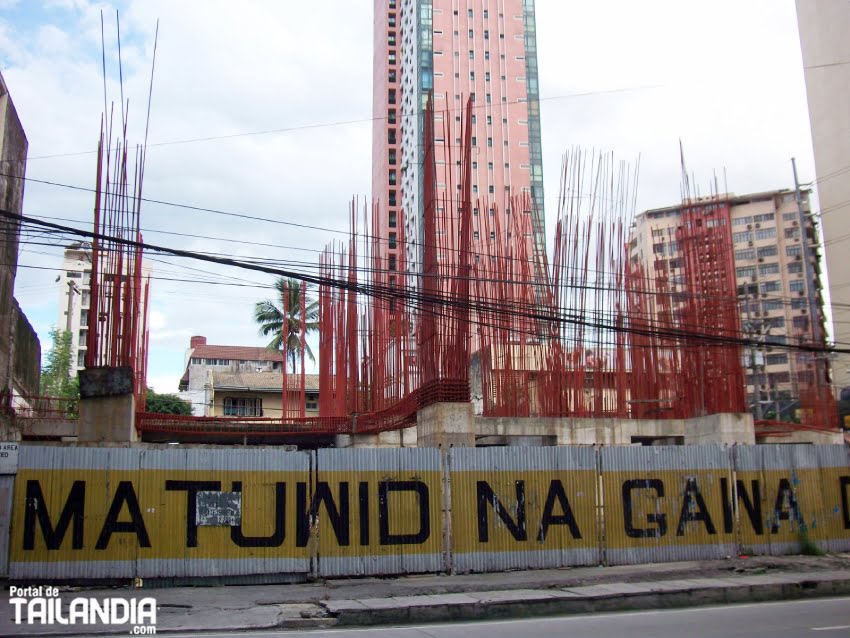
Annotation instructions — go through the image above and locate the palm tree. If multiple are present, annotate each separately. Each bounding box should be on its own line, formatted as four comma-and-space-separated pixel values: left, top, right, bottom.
254, 277, 319, 373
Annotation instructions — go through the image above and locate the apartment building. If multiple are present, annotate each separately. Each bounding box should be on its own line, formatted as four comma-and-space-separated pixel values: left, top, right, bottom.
796, 0, 850, 397
177, 335, 284, 416
372, 0, 545, 281
630, 189, 827, 420
56, 243, 152, 375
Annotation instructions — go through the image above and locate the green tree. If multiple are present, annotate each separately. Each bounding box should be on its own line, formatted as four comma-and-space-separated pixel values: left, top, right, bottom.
40, 328, 76, 398
144, 388, 193, 415
254, 277, 319, 373
39, 328, 79, 417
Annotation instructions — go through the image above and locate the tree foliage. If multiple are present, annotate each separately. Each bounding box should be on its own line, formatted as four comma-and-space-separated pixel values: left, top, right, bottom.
40, 328, 77, 399
145, 388, 193, 415
254, 277, 319, 373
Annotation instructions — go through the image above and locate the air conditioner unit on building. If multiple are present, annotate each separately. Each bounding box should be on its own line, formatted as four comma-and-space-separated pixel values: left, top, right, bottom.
792, 220, 798, 226
758, 257, 764, 263
748, 241, 754, 246
795, 255, 802, 261
801, 308, 807, 314
747, 224, 753, 230
755, 223, 761, 229
798, 291, 805, 296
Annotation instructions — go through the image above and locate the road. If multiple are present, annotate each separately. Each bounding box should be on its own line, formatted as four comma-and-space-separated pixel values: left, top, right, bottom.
89, 596, 850, 638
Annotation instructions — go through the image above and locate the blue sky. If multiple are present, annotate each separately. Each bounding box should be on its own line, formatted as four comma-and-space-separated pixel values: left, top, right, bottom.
0, 0, 819, 393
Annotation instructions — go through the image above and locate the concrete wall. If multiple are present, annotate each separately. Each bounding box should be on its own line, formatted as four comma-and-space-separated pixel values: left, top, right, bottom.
797, 0, 850, 395
474, 412, 756, 446
0, 73, 27, 408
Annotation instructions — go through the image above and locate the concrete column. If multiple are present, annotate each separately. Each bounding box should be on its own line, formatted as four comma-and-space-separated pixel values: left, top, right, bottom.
416, 402, 475, 448
77, 366, 137, 443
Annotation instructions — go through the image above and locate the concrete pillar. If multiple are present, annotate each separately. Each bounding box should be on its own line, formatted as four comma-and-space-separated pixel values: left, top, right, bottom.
416, 402, 475, 448
77, 366, 137, 443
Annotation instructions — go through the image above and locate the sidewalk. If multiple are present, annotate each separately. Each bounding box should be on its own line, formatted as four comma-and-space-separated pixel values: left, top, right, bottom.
3, 554, 850, 635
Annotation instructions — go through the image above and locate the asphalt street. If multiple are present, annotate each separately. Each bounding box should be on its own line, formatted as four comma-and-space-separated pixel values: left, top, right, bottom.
83, 596, 850, 638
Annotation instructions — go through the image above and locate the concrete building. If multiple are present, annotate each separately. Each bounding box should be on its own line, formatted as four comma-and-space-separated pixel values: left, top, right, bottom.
0, 72, 42, 439
630, 189, 828, 422
205, 371, 319, 419
372, 0, 545, 279
56, 242, 151, 375
796, 0, 850, 398
177, 336, 284, 416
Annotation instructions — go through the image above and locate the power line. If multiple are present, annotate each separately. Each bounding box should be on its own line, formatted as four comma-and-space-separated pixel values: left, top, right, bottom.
5, 208, 850, 356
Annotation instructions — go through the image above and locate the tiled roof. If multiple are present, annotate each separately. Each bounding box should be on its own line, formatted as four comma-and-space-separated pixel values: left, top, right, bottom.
191, 344, 283, 362
211, 371, 320, 392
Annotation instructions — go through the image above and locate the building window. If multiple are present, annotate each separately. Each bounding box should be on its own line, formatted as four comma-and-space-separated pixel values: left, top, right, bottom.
490, 231, 496, 241
488, 185, 495, 193
786, 245, 802, 257
389, 255, 397, 271
785, 227, 800, 239
388, 32, 396, 46
468, 8, 473, 17
473, 231, 480, 240
389, 189, 397, 206
224, 397, 262, 417
389, 211, 397, 228
388, 232, 397, 249
789, 280, 805, 293
306, 394, 318, 410
388, 89, 396, 105
488, 161, 493, 170
388, 13, 396, 27
485, 51, 490, 60
388, 149, 396, 165
732, 231, 752, 244
483, 9, 489, 18
484, 29, 489, 39
468, 29, 473, 38
388, 109, 396, 124
471, 136, 477, 146
765, 353, 789, 366
758, 263, 779, 275
487, 137, 493, 147
486, 93, 491, 103
754, 227, 776, 241
77, 351, 86, 368
787, 262, 803, 274
757, 245, 777, 258
389, 52, 397, 65
469, 50, 474, 59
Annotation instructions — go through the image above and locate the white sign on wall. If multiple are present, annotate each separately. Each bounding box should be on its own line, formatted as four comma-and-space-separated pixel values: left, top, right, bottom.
0, 443, 19, 474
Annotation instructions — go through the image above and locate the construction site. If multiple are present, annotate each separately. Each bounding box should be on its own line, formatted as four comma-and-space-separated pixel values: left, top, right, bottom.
2, 92, 841, 449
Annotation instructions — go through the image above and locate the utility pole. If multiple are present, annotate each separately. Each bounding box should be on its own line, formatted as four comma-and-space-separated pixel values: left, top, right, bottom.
65, 280, 80, 333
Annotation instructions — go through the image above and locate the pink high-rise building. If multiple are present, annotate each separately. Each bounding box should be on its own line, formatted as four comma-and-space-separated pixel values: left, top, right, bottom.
372, 0, 545, 280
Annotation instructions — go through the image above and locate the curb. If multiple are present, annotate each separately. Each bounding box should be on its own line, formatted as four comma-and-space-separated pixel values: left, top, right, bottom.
322, 573, 850, 627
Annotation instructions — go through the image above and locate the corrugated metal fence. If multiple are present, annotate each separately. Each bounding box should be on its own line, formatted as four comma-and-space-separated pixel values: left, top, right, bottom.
5, 443, 850, 580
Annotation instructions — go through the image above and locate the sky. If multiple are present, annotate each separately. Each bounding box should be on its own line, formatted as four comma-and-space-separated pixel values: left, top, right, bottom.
0, 0, 818, 394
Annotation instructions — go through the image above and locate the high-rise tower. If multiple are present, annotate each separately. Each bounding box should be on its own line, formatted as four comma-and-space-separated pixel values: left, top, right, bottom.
372, 0, 545, 281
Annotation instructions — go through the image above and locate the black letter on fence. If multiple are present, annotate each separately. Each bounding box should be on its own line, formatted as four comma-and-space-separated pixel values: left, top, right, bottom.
477, 480, 527, 542
770, 478, 801, 534
165, 480, 221, 548
676, 477, 716, 536
359, 482, 370, 546
379, 481, 430, 545
721, 478, 763, 535
296, 481, 350, 547
230, 481, 286, 548
96, 481, 151, 549
537, 480, 582, 541
23, 480, 85, 550
622, 479, 667, 539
